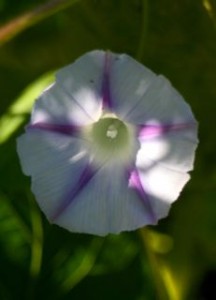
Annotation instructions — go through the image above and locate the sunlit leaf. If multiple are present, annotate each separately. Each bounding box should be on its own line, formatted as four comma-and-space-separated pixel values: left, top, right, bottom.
0, 72, 54, 144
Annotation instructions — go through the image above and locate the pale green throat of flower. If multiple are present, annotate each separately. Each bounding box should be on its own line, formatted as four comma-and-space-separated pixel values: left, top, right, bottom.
83, 115, 136, 164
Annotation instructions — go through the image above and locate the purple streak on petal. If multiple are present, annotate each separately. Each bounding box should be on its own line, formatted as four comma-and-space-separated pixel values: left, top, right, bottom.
101, 51, 113, 110
50, 162, 100, 222
127, 168, 157, 224
26, 122, 81, 137
138, 122, 196, 139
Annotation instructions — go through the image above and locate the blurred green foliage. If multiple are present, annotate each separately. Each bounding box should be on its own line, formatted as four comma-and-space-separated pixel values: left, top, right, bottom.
0, 0, 216, 299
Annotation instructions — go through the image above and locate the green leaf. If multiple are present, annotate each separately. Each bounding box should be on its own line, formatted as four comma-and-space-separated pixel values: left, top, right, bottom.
0, 72, 54, 144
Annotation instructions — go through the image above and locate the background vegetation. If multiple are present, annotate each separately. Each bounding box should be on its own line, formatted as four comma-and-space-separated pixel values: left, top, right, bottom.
0, 0, 216, 299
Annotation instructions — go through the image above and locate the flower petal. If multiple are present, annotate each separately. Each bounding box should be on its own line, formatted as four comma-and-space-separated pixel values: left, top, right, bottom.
108, 53, 195, 125
27, 122, 81, 137
56, 51, 106, 122
31, 51, 106, 126
101, 51, 113, 110
50, 162, 102, 222
123, 75, 195, 124
138, 126, 198, 173
133, 113, 198, 219
109, 53, 157, 118
134, 126, 198, 220
17, 130, 90, 218
55, 162, 156, 236
138, 123, 197, 140
136, 157, 190, 220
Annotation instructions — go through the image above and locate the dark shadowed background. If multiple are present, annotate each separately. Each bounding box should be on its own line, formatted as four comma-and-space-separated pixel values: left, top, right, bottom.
0, 0, 216, 299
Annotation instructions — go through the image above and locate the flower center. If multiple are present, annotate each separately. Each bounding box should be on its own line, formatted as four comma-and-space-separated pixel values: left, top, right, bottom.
91, 117, 128, 149
84, 116, 138, 165
106, 124, 118, 139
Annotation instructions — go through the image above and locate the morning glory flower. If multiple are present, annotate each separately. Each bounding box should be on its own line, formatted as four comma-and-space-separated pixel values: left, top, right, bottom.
17, 50, 198, 236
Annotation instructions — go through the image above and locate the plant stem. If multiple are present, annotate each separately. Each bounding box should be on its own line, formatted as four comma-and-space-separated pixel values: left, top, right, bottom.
139, 228, 169, 300
203, 0, 216, 29
0, 0, 80, 45
27, 195, 44, 299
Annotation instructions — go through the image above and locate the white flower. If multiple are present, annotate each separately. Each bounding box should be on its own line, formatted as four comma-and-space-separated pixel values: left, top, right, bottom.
17, 50, 198, 236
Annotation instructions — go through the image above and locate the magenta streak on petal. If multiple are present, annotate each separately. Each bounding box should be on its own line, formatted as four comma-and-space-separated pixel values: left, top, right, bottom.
138, 122, 196, 139
101, 51, 113, 110
50, 162, 100, 222
27, 122, 81, 137
128, 168, 157, 224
